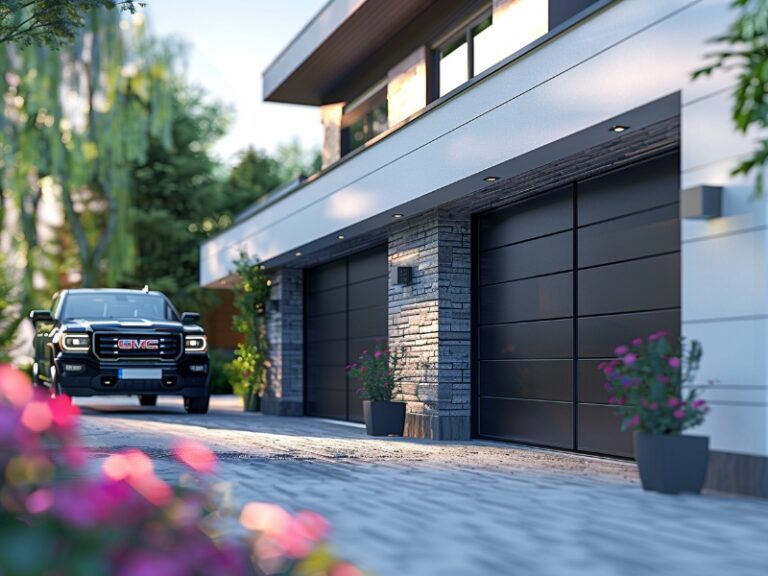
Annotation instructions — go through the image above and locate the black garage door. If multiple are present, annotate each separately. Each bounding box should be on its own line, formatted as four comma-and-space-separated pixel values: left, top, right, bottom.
476, 152, 680, 457
305, 246, 388, 421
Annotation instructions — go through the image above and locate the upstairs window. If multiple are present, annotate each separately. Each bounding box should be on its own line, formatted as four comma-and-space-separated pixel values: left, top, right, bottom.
341, 80, 388, 156
434, 11, 493, 99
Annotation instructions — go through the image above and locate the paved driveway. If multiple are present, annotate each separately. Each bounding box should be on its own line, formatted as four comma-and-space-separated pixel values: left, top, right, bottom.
77, 396, 768, 576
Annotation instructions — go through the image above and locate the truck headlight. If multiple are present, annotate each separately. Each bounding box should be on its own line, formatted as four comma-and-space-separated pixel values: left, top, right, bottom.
61, 333, 90, 352
185, 335, 208, 353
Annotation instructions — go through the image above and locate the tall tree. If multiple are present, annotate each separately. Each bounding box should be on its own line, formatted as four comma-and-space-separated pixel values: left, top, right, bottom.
122, 84, 230, 312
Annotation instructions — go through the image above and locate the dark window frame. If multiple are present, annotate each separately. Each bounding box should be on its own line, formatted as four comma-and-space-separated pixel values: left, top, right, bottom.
340, 83, 388, 157
431, 8, 493, 102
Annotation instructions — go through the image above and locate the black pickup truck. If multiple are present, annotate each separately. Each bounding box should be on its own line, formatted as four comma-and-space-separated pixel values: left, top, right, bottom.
29, 288, 210, 414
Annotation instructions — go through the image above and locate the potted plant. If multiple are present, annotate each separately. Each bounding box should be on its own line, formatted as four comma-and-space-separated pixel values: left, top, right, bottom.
230, 251, 270, 413
348, 344, 405, 436
600, 332, 710, 494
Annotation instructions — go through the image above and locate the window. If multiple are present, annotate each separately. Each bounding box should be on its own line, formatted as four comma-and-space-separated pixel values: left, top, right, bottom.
61, 293, 178, 321
434, 12, 493, 99
341, 81, 388, 156
432, 1, 550, 101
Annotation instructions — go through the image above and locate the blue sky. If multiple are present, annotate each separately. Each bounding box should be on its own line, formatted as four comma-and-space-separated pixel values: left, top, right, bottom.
146, 0, 327, 163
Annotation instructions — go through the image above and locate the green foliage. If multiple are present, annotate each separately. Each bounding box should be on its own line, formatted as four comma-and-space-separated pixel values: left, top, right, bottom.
693, 0, 768, 196
119, 83, 230, 311
0, 256, 21, 362
600, 332, 708, 435
0, 1, 143, 47
230, 252, 270, 398
207, 349, 234, 395
347, 343, 403, 402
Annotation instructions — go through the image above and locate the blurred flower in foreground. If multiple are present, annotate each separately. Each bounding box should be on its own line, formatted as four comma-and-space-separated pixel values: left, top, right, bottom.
0, 364, 360, 576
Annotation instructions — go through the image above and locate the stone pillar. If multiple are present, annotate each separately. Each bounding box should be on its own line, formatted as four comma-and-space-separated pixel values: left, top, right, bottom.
387, 47, 428, 127
262, 267, 304, 416
320, 103, 344, 169
388, 210, 472, 440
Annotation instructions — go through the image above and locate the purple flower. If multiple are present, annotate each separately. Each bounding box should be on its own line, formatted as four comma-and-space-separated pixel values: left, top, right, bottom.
603, 382, 611, 392
622, 353, 637, 366
693, 399, 707, 409
374, 351, 382, 359
667, 357, 681, 369
648, 330, 668, 342
627, 414, 641, 429
632, 338, 643, 346
603, 365, 614, 375
650, 402, 658, 410
667, 397, 681, 407
673, 408, 686, 419
615, 345, 629, 356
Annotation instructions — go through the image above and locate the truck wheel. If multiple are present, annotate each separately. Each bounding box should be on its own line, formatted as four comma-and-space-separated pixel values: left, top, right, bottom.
138, 395, 158, 407
183, 395, 209, 414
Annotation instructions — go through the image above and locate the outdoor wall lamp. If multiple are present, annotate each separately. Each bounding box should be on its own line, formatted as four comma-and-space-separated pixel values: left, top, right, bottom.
681, 185, 722, 220
396, 266, 413, 286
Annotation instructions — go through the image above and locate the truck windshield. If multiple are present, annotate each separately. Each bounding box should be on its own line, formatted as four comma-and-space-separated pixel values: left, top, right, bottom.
60, 293, 178, 321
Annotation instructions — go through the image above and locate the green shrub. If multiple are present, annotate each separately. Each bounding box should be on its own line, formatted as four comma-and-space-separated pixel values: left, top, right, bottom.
208, 349, 234, 394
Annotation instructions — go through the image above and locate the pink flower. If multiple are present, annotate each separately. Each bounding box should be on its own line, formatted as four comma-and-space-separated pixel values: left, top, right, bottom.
657, 375, 670, 385
21, 401, 53, 433
330, 563, 365, 576
172, 439, 217, 474
26, 489, 54, 514
622, 353, 637, 366
627, 414, 641, 428
374, 351, 382, 359
667, 357, 681, 369
603, 365, 614, 375
603, 382, 611, 392
648, 331, 668, 342
693, 399, 707, 409
0, 364, 34, 407
614, 345, 628, 355
674, 408, 686, 419
632, 338, 643, 346
667, 397, 681, 407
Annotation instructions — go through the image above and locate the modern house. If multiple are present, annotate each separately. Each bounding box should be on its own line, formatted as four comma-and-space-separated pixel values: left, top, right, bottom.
201, 0, 768, 496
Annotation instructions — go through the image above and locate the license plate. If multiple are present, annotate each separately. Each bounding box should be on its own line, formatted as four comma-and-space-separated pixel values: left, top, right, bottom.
118, 368, 162, 380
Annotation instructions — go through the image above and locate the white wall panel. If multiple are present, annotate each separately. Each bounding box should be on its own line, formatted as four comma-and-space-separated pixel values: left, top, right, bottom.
682, 229, 768, 321
695, 404, 767, 456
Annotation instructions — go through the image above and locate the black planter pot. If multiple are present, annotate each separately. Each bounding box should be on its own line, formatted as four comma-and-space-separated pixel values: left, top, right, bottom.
634, 432, 710, 494
363, 400, 406, 436
242, 389, 261, 412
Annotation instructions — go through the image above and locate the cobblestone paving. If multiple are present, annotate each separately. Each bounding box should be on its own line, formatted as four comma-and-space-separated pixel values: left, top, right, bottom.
78, 396, 768, 576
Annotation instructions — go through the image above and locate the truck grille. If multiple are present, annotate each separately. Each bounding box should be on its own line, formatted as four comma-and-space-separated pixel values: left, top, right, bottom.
95, 333, 182, 360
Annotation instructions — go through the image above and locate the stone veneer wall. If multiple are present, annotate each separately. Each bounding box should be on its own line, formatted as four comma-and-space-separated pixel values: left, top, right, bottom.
388, 209, 472, 440
320, 103, 344, 169
263, 268, 304, 416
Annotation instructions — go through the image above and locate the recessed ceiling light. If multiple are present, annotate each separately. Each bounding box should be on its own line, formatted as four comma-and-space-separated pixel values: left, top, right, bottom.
609, 125, 629, 133
295, 251, 302, 257
338, 234, 345, 240
483, 176, 500, 183
392, 213, 404, 219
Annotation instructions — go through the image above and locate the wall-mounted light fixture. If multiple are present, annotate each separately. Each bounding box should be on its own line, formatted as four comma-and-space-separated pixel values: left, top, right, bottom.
396, 266, 413, 286
681, 185, 722, 220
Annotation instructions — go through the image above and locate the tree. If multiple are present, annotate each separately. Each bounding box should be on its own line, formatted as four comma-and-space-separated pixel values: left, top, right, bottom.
0, 1, 142, 47
694, 0, 768, 196
121, 84, 230, 312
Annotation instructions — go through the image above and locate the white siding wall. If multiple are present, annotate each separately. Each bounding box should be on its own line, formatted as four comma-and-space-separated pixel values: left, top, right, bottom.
681, 84, 768, 457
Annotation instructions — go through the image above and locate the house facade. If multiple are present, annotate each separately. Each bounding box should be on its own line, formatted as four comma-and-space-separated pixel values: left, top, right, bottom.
201, 0, 768, 496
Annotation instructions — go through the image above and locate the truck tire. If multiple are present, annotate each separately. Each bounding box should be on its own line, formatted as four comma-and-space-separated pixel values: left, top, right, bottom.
184, 395, 209, 414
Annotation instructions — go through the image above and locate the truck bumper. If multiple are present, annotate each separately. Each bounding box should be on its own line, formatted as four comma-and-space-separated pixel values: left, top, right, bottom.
55, 353, 209, 397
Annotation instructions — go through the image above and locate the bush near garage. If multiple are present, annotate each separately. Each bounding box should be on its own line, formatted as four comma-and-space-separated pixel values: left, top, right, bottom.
0, 364, 361, 576
208, 349, 235, 395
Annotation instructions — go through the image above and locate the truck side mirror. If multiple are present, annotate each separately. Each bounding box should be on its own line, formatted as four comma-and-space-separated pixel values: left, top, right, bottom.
181, 312, 201, 324
29, 310, 53, 323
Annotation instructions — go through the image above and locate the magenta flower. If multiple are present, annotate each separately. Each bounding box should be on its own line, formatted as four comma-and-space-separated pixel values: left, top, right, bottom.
615, 345, 628, 355
667, 357, 681, 369
693, 399, 707, 409
657, 375, 670, 385
673, 408, 686, 419
631, 338, 643, 346
627, 414, 641, 428
374, 351, 382, 359
622, 353, 637, 366
667, 397, 681, 407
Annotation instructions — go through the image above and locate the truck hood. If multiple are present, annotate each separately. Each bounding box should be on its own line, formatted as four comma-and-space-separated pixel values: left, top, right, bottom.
59, 319, 203, 334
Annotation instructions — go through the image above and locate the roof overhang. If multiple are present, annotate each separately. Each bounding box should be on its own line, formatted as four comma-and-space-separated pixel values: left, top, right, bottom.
262, 0, 435, 105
